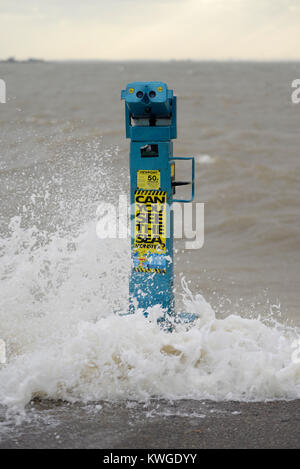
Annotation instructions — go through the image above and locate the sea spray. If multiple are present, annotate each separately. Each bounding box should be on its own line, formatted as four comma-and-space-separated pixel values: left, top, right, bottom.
0, 142, 299, 416
0, 215, 299, 412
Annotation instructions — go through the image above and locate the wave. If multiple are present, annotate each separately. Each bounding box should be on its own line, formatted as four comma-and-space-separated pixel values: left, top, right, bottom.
0, 216, 299, 415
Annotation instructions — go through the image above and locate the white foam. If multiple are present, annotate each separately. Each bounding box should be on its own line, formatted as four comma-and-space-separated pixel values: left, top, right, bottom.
0, 215, 299, 415
195, 154, 215, 165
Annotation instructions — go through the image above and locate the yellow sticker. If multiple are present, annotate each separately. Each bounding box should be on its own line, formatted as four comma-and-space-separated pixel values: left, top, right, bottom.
170, 163, 175, 178
137, 170, 160, 190
128, 88, 134, 94
134, 190, 167, 274
157, 86, 163, 93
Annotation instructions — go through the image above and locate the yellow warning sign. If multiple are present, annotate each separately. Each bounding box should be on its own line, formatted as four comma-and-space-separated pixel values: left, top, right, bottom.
134, 190, 167, 274
137, 170, 160, 190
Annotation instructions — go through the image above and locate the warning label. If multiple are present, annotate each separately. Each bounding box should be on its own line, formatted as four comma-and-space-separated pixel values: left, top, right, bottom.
137, 170, 160, 190
134, 190, 167, 274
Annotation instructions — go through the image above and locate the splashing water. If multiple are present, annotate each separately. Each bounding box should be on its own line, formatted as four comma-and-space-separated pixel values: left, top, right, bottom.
0, 215, 299, 414
0, 144, 299, 417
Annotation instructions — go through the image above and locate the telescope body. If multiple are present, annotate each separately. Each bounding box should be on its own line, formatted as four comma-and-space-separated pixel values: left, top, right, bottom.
121, 82, 194, 320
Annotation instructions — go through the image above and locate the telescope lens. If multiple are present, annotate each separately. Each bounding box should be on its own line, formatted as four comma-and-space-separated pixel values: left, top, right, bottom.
136, 91, 143, 98
149, 91, 156, 98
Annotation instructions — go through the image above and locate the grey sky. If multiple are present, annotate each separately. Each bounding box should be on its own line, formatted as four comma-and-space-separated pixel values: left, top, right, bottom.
0, 0, 299, 60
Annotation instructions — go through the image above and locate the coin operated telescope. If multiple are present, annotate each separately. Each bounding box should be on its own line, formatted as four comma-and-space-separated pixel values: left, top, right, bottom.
121, 82, 196, 327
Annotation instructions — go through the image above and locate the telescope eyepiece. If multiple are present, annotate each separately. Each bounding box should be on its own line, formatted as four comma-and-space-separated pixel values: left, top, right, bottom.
121, 82, 173, 119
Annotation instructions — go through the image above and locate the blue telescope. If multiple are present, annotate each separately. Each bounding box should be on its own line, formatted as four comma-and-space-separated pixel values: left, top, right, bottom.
121, 81, 176, 141
121, 82, 172, 119
121, 81, 196, 328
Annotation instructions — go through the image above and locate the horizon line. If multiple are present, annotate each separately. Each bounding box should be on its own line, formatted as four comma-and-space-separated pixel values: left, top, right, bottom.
1, 57, 300, 63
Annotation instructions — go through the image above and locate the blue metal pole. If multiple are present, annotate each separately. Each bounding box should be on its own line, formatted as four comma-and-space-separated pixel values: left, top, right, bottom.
121, 82, 195, 325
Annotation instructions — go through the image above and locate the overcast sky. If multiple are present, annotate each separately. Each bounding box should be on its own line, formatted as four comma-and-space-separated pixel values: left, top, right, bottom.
0, 0, 299, 60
